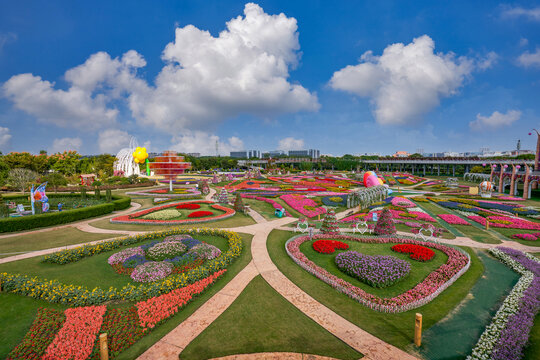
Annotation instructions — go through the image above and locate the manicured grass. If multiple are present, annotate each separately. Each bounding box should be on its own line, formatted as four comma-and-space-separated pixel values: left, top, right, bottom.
267, 229, 484, 350
0, 293, 68, 358
489, 228, 540, 247
0, 227, 124, 259
88, 211, 256, 231
242, 198, 278, 221
0, 233, 254, 360
451, 225, 502, 244
180, 276, 363, 360
300, 240, 448, 298
115, 232, 253, 359
0, 234, 230, 290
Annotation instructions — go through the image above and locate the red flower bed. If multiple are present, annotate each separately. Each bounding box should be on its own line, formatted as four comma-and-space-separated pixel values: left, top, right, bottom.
188, 210, 214, 218
313, 240, 349, 254
176, 203, 201, 210
6, 308, 66, 360
391, 244, 435, 261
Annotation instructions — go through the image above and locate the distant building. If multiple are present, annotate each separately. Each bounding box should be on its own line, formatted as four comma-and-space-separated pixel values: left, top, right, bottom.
187, 152, 201, 158
288, 149, 320, 159
267, 150, 287, 158
393, 151, 410, 158
230, 150, 262, 159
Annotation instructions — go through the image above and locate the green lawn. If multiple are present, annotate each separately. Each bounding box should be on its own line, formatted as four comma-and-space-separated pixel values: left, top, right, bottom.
0, 227, 125, 259
242, 198, 279, 221
88, 211, 256, 231
0, 232, 254, 360
267, 229, 484, 351
180, 276, 363, 360
489, 228, 540, 247
299, 240, 448, 298
0, 234, 230, 290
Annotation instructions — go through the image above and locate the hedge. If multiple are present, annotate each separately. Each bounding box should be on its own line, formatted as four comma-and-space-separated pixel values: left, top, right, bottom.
0, 195, 131, 233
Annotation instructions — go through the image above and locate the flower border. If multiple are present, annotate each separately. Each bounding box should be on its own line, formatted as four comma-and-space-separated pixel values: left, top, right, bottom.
109, 200, 235, 225
285, 233, 470, 313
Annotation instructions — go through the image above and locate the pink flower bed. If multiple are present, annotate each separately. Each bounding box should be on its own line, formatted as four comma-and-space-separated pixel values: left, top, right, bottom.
42, 305, 106, 360
512, 233, 539, 241
468, 215, 540, 230
110, 201, 235, 225
391, 197, 416, 208
286, 234, 470, 313
240, 194, 291, 216
438, 214, 470, 225
280, 194, 327, 218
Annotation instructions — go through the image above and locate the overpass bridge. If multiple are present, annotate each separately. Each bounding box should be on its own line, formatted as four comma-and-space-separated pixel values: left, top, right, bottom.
238, 158, 325, 168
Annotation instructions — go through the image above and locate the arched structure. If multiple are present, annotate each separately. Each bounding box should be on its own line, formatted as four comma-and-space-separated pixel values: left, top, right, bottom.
114, 137, 140, 177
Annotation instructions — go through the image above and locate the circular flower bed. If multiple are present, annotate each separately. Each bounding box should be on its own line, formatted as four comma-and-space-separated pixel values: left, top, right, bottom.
391, 244, 435, 261
312, 240, 349, 254
131, 261, 174, 283
176, 203, 201, 210
188, 210, 214, 218
335, 251, 410, 288
107, 235, 222, 283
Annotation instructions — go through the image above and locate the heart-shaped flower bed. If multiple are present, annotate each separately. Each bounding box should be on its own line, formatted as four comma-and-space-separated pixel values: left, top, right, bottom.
312, 240, 349, 254
188, 210, 214, 218
391, 244, 435, 261
335, 251, 410, 288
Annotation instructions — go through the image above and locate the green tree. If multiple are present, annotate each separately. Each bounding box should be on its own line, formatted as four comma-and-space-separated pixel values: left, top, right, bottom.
409, 153, 423, 159
50, 151, 81, 176
93, 154, 116, 177
42, 172, 68, 192
7, 168, 38, 193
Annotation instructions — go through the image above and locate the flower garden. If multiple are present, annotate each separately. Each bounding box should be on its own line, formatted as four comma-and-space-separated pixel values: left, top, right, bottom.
1, 171, 540, 359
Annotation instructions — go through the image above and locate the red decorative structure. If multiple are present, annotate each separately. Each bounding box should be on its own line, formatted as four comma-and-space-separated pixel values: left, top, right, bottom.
148, 151, 191, 191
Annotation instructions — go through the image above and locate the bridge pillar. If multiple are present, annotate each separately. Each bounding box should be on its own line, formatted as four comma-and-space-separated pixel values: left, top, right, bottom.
452, 165, 455, 177
437, 165, 440, 176
498, 164, 504, 193
423, 165, 426, 176
523, 164, 530, 199
510, 165, 516, 196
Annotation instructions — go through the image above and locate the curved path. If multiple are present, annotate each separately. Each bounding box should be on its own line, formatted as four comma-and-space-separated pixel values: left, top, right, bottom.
2, 186, 537, 360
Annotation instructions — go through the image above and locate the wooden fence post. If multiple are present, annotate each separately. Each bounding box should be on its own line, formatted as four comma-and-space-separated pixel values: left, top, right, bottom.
414, 313, 422, 347
99, 333, 109, 360
486, 220, 490, 230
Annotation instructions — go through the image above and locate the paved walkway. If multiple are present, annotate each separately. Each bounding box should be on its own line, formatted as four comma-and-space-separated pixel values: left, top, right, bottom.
3, 185, 538, 360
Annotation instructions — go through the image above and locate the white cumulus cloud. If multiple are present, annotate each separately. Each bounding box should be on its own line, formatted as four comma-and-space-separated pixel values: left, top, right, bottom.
2, 3, 318, 136
278, 137, 304, 150
50, 137, 82, 153
518, 49, 540, 68
330, 35, 475, 125
469, 110, 521, 131
2, 51, 146, 130
98, 129, 131, 153
170, 131, 244, 156
0, 127, 11, 150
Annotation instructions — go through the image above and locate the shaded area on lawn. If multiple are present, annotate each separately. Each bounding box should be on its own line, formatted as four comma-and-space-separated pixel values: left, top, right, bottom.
419, 251, 520, 360
180, 275, 363, 360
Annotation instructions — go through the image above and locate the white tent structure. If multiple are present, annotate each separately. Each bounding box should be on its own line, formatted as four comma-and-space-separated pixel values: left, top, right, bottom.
114, 137, 140, 177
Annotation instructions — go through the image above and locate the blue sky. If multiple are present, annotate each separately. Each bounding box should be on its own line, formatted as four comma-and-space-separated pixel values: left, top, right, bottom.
0, 0, 539, 156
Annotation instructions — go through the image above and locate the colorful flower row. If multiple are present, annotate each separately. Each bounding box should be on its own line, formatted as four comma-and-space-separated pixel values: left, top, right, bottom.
110, 201, 235, 225
390, 197, 416, 208
7, 271, 225, 360
335, 251, 410, 288
438, 213, 471, 225
468, 215, 540, 231
391, 244, 435, 261
42, 305, 107, 360
280, 194, 327, 218
511, 233, 540, 241
312, 240, 349, 254
467, 248, 539, 360
286, 234, 470, 313
1, 229, 241, 305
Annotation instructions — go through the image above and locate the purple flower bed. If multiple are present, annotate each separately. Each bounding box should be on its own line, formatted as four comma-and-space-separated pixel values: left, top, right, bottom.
468, 247, 539, 360
131, 261, 173, 282
335, 251, 410, 288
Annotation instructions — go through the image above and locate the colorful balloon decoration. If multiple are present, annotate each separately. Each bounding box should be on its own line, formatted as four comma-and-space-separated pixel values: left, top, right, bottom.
479, 181, 493, 198
363, 171, 384, 187
132, 147, 148, 164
